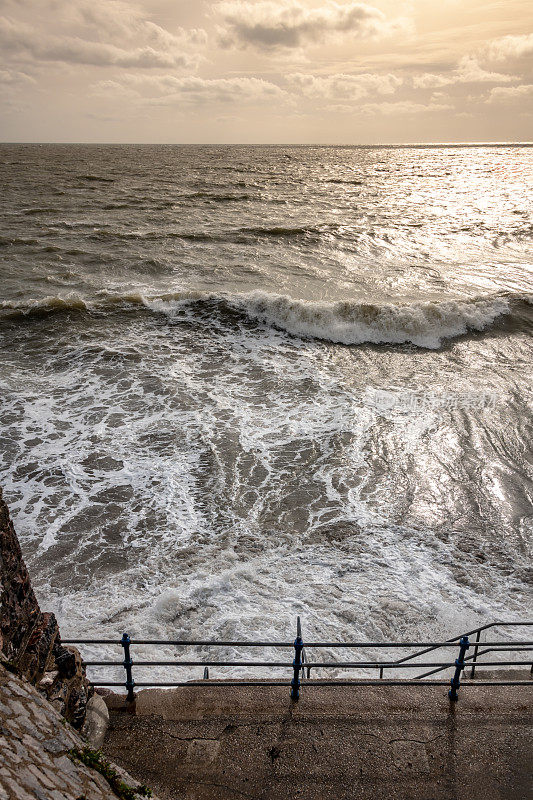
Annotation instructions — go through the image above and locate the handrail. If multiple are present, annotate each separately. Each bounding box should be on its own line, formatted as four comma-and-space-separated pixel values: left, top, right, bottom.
415, 646, 511, 680
381, 621, 533, 675
412, 623, 533, 680
66, 618, 533, 704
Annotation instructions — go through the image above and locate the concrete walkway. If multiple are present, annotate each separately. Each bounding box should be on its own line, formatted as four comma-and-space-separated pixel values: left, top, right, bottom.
102, 681, 533, 800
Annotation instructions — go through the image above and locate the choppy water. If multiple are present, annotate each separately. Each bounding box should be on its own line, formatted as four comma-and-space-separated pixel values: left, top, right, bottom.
0, 144, 532, 680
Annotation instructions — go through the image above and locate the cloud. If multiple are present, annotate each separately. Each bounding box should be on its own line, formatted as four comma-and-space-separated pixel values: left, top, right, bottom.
0, 67, 35, 86
325, 103, 356, 114
68, 1, 207, 50
0, 17, 194, 68
486, 33, 533, 62
93, 74, 289, 106
288, 71, 402, 101
359, 100, 452, 116
99, 69, 405, 111
215, 0, 405, 51
413, 56, 513, 89
487, 84, 533, 104
0, 2, 206, 70
68, 0, 153, 40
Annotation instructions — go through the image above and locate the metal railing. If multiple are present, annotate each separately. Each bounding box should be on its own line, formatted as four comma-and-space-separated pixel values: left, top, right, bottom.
63, 618, 533, 704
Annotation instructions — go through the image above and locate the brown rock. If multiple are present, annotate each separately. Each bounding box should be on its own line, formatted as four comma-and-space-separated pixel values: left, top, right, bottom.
19, 611, 60, 681
0, 488, 92, 728
0, 490, 41, 663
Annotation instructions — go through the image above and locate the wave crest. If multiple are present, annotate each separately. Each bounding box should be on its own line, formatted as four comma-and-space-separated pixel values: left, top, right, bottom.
229, 292, 513, 349
2, 290, 530, 349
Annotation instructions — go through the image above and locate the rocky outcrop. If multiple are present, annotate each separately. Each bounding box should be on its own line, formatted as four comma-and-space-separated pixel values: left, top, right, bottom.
0, 488, 92, 728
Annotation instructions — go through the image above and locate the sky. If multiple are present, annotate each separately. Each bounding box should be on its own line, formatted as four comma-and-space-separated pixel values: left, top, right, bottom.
1, 0, 532, 143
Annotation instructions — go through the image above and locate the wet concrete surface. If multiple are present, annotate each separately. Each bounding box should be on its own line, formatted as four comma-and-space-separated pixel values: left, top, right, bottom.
102, 682, 533, 800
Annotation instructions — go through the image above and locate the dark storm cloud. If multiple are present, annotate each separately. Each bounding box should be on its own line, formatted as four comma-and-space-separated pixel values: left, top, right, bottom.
215, 0, 406, 51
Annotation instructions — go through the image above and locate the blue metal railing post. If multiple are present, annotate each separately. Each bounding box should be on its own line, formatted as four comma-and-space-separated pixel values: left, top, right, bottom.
449, 636, 469, 701
121, 633, 135, 702
290, 617, 304, 701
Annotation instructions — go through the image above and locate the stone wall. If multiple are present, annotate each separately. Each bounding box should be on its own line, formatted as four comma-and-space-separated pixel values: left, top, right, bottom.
0, 489, 91, 728
0, 663, 159, 800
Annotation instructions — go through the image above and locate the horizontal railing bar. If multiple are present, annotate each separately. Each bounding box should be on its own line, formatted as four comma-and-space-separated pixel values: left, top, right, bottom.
272, 642, 533, 648
62, 640, 128, 645
90, 679, 533, 688
303, 660, 533, 668
83, 661, 291, 667
82, 659, 533, 669
467, 647, 532, 652
63, 640, 294, 647
63, 639, 533, 648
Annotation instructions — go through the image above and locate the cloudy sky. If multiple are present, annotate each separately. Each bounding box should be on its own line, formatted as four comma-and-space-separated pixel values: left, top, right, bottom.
1, 0, 532, 143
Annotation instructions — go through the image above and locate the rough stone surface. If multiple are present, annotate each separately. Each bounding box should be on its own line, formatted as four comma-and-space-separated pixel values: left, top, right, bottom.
0, 663, 161, 800
103, 682, 533, 800
0, 489, 91, 727
82, 694, 110, 749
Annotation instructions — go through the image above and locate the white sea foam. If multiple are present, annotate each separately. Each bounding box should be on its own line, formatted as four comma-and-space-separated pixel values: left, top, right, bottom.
1, 299, 530, 683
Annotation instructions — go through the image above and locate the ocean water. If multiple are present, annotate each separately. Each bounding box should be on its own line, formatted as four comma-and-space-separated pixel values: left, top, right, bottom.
0, 144, 532, 680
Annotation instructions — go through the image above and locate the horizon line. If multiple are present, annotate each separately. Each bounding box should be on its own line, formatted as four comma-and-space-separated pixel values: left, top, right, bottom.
1, 140, 533, 148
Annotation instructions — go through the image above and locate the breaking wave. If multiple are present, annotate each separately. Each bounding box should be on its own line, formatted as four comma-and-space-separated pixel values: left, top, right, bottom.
2, 289, 531, 349
229, 292, 527, 349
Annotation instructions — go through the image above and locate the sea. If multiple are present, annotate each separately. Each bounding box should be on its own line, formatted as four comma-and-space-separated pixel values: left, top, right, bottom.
0, 143, 532, 681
